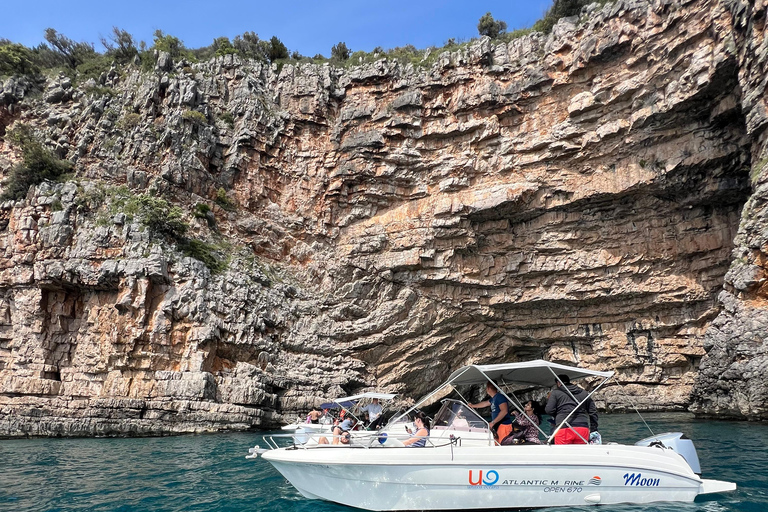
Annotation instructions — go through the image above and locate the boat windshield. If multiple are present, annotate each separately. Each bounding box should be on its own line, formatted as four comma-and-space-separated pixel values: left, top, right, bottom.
432, 399, 487, 430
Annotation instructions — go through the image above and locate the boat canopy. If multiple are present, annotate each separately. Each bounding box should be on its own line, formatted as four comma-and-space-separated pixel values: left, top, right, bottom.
333, 392, 397, 403
447, 359, 614, 388
320, 401, 354, 410
320, 392, 397, 411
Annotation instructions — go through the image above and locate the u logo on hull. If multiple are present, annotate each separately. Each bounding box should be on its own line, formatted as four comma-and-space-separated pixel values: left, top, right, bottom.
469, 470, 499, 486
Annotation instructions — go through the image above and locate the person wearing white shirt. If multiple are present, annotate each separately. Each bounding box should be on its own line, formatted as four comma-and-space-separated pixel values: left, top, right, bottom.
361, 398, 384, 429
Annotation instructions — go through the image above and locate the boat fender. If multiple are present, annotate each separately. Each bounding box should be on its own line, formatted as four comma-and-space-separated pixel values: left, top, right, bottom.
378, 433, 405, 447
583, 494, 601, 504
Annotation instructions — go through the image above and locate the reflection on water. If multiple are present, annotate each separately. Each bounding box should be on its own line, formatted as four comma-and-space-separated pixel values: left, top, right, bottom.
0, 413, 765, 512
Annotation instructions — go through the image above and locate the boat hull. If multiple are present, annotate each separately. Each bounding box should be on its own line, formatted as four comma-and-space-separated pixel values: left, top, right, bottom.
262, 444, 720, 510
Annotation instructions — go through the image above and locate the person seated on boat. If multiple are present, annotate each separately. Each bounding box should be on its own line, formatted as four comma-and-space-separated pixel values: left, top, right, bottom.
469, 381, 513, 444
318, 430, 352, 445
331, 417, 358, 445
450, 407, 470, 429
319, 409, 333, 425
361, 398, 385, 430
545, 374, 598, 445
402, 412, 430, 447
307, 407, 322, 424
502, 400, 543, 445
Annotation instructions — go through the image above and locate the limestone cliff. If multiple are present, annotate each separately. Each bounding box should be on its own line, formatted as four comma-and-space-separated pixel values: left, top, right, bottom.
0, 0, 766, 436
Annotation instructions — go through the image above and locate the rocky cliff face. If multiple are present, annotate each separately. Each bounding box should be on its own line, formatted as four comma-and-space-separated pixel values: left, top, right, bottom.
0, 0, 766, 437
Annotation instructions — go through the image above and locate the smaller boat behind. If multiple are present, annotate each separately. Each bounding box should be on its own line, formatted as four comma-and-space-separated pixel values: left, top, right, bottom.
280, 391, 397, 437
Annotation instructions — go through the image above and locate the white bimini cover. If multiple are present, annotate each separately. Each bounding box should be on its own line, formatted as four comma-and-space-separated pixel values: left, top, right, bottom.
333, 392, 397, 403
447, 359, 614, 387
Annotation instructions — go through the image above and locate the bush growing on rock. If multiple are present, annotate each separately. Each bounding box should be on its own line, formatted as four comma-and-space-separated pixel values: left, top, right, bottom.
179, 238, 227, 273
75, 53, 112, 82
117, 112, 141, 130
218, 111, 235, 128
182, 109, 208, 125
0, 43, 39, 76
109, 190, 189, 239
232, 32, 267, 62
214, 187, 237, 211
213, 37, 238, 57
1, 125, 73, 200
104, 187, 226, 271
533, 0, 601, 34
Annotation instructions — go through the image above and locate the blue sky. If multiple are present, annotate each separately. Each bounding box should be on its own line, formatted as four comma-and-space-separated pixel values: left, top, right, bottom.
3, 0, 553, 57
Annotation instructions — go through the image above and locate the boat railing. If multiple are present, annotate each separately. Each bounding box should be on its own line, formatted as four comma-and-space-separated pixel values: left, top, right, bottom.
248, 430, 465, 456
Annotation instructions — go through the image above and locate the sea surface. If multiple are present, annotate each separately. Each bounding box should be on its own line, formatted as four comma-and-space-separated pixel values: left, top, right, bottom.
0, 413, 765, 512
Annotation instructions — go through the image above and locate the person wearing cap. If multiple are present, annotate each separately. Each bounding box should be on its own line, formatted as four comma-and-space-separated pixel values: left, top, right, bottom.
331, 417, 357, 445
545, 374, 598, 444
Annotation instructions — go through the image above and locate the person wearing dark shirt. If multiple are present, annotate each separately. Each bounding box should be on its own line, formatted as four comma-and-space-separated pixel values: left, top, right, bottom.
469, 381, 513, 444
545, 374, 598, 444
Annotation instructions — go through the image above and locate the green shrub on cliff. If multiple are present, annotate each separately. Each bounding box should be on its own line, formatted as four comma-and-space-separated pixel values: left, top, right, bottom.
182, 109, 208, 125
179, 238, 227, 272
214, 187, 237, 211
110, 191, 189, 239
104, 188, 226, 271
533, 0, 609, 34
0, 43, 39, 76
1, 125, 73, 200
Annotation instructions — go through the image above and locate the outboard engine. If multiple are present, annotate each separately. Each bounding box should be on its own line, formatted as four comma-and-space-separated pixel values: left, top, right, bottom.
635, 432, 702, 475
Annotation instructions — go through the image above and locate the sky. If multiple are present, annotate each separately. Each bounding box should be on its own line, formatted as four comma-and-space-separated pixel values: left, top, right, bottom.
2, 0, 554, 57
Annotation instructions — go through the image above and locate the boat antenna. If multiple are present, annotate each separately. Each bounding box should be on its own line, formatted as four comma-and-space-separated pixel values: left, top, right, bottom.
613, 380, 656, 437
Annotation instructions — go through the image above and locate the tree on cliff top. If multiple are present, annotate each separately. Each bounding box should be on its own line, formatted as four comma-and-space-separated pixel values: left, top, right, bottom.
152, 30, 188, 59
100, 27, 138, 65
267, 36, 289, 62
331, 42, 351, 61
44, 28, 97, 69
477, 12, 507, 39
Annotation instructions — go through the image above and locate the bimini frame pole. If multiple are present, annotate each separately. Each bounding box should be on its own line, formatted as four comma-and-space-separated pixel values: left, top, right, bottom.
546, 368, 613, 445
486, 377, 549, 441
388, 367, 474, 426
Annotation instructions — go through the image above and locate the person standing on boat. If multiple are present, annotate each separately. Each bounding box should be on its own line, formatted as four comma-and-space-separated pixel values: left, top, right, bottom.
545, 374, 598, 444
307, 407, 322, 424
469, 381, 513, 444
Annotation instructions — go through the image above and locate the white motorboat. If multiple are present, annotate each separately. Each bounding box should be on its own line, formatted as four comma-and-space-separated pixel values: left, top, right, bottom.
249, 360, 736, 510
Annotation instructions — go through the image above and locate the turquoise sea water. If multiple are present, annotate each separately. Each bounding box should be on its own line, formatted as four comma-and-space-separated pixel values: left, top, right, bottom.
0, 413, 765, 512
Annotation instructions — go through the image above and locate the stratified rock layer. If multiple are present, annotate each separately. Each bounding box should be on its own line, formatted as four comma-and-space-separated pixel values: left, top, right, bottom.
689, 0, 768, 420
0, 0, 765, 436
